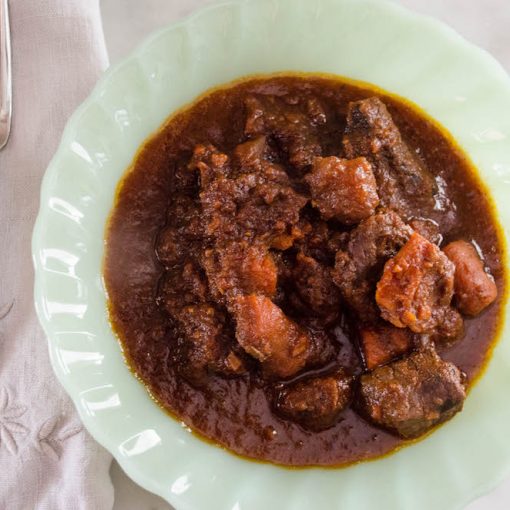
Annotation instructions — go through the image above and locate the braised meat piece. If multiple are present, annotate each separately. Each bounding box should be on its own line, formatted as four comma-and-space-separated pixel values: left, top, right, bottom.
202, 241, 278, 310
376, 233, 458, 335
290, 252, 341, 323
189, 144, 231, 188
234, 294, 327, 379
359, 323, 413, 370
294, 220, 344, 265
233, 135, 272, 171
343, 97, 436, 216
305, 156, 379, 224
175, 305, 246, 385
244, 94, 325, 170
433, 307, 464, 345
200, 155, 307, 244
358, 347, 466, 438
409, 217, 442, 245
270, 223, 309, 251
333, 209, 413, 319
275, 370, 353, 431
176, 305, 223, 376
444, 240, 498, 316
158, 265, 246, 384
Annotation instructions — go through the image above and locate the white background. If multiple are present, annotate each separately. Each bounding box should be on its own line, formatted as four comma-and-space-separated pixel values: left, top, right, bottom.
99, 1, 510, 508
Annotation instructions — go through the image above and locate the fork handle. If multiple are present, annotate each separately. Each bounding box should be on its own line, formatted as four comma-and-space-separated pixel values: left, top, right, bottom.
0, 0, 12, 150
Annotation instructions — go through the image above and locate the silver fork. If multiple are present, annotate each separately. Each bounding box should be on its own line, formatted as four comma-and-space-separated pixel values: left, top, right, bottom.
0, 0, 12, 150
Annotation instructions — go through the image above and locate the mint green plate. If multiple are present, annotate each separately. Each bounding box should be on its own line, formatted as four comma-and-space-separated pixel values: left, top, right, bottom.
32, 0, 510, 508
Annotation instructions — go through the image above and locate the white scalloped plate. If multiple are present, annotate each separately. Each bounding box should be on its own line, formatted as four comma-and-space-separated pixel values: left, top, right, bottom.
32, 0, 510, 509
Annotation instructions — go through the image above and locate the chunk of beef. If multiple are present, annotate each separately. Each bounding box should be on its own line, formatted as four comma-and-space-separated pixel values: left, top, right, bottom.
175, 304, 246, 385
332, 209, 413, 319
234, 294, 325, 379
433, 307, 464, 344
359, 323, 413, 370
358, 347, 466, 438
233, 135, 272, 171
305, 156, 379, 224
376, 232, 458, 335
244, 95, 324, 171
290, 252, 341, 323
443, 240, 498, 316
157, 264, 247, 384
189, 144, 230, 188
156, 196, 203, 268
409, 217, 442, 245
275, 370, 353, 431
343, 97, 436, 217
200, 157, 307, 244
294, 220, 345, 265
270, 223, 309, 251
202, 241, 278, 310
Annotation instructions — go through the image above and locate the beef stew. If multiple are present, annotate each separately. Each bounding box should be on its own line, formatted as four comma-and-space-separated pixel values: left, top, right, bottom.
104, 75, 506, 466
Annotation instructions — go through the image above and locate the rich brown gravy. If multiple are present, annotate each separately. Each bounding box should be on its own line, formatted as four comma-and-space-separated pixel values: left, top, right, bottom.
104, 75, 506, 467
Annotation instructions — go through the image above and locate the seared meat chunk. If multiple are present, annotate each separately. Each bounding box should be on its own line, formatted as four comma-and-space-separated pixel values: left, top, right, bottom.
305, 156, 379, 224
359, 323, 413, 370
343, 97, 436, 216
200, 155, 307, 243
358, 347, 466, 438
275, 370, 353, 431
176, 305, 246, 385
158, 264, 247, 385
409, 217, 442, 245
189, 144, 230, 188
202, 241, 278, 310
444, 240, 498, 316
234, 294, 323, 379
270, 223, 309, 251
244, 95, 324, 170
233, 136, 272, 171
333, 209, 413, 319
376, 232, 457, 335
291, 252, 341, 323
433, 307, 464, 345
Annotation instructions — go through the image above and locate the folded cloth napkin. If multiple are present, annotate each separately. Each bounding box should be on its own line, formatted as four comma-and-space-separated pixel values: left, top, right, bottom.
0, 1, 114, 509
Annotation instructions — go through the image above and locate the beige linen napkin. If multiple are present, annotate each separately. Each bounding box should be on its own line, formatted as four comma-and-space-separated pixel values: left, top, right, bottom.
0, 1, 114, 508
